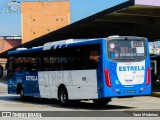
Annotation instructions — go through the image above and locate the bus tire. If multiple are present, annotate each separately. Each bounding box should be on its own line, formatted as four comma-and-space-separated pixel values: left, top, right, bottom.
20, 88, 25, 100
0, 65, 3, 78
157, 71, 160, 81
58, 87, 69, 106
93, 98, 111, 106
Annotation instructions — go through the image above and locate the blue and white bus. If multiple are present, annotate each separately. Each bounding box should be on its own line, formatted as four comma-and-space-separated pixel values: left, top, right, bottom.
7, 36, 151, 106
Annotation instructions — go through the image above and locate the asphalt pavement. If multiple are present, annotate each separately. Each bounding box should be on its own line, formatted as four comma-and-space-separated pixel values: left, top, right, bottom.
0, 77, 7, 94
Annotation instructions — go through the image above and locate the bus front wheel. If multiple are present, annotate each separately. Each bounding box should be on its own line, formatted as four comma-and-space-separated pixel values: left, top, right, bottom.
93, 98, 111, 106
20, 88, 25, 100
58, 87, 69, 106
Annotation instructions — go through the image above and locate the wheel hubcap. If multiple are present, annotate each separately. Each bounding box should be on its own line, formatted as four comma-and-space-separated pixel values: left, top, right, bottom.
20, 90, 23, 97
60, 91, 66, 103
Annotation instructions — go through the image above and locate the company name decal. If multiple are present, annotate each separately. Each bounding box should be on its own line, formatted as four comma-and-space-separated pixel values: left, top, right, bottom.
26, 76, 38, 81
119, 66, 145, 71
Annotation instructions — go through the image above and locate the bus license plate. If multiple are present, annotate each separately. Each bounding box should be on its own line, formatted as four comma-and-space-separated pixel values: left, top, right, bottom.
124, 90, 136, 93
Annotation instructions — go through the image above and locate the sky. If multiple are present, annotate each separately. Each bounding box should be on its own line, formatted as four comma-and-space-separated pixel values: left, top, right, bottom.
0, 0, 129, 36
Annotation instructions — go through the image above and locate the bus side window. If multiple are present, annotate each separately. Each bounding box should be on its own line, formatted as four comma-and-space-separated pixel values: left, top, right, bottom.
30, 58, 38, 71
44, 57, 49, 71
15, 66, 22, 72
88, 50, 99, 69
88, 48, 99, 69
14, 58, 23, 72
22, 58, 30, 71
7, 57, 15, 77
89, 50, 99, 62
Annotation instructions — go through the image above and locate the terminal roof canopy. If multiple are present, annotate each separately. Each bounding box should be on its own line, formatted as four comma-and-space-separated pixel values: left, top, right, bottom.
1, 0, 160, 58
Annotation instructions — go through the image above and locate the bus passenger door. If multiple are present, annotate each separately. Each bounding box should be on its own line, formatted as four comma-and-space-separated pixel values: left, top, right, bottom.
8, 76, 17, 94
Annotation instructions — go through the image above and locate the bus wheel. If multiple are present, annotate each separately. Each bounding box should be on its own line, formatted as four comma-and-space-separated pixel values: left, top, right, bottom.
58, 87, 69, 106
157, 71, 160, 81
20, 88, 25, 100
93, 98, 111, 106
0, 65, 3, 78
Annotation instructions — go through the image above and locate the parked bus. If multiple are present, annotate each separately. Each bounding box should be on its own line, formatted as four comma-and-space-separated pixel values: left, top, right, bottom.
0, 65, 7, 78
150, 54, 160, 82
7, 36, 151, 106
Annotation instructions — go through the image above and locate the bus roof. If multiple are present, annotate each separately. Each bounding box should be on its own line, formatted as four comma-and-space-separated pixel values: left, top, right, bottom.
8, 36, 147, 56
107, 36, 146, 40
8, 38, 103, 56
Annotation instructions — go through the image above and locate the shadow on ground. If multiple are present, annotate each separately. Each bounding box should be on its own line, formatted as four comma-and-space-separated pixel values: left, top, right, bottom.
0, 95, 135, 110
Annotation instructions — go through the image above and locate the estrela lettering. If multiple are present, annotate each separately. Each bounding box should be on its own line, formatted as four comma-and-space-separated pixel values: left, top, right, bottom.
26, 76, 38, 81
119, 66, 145, 71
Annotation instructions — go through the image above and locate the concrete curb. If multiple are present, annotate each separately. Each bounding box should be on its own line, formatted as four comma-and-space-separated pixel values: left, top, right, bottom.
151, 92, 160, 98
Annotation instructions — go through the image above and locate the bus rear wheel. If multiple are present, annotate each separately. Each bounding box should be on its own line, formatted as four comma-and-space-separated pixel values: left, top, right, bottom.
93, 98, 111, 106
58, 87, 69, 106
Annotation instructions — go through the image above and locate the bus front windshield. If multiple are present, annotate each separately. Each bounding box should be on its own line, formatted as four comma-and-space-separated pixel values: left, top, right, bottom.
107, 40, 147, 61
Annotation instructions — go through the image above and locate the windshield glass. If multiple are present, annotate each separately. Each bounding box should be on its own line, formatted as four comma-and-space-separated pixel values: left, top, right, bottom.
107, 40, 146, 61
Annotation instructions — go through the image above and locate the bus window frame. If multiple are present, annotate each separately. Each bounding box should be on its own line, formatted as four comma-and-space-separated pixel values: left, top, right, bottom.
7, 43, 101, 73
